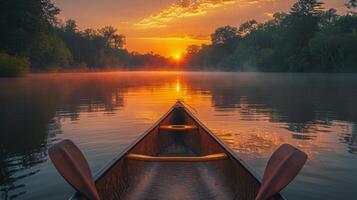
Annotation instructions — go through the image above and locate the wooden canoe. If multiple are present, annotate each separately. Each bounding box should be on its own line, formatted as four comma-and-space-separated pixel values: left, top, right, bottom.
71, 101, 286, 200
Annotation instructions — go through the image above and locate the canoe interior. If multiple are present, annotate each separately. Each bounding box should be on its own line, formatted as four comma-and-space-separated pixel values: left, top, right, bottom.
73, 103, 285, 200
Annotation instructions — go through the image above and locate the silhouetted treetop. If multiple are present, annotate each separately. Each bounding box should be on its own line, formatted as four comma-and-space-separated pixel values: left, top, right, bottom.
290, 0, 324, 16
41, 0, 61, 25
210, 26, 238, 45
64, 19, 78, 33
346, 0, 357, 9
98, 26, 125, 49
238, 20, 259, 36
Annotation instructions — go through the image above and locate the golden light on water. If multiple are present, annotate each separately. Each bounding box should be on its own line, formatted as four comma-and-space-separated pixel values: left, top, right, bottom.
176, 79, 181, 93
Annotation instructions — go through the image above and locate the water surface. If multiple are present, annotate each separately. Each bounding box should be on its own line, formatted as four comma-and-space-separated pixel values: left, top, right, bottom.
0, 72, 357, 200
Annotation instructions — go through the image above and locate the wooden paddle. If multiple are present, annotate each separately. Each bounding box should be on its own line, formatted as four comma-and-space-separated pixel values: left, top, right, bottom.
48, 139, 100, 200
255, 144, 308, 200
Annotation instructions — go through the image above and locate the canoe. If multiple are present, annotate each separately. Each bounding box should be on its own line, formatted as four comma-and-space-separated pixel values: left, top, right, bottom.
71, 101, 286, 200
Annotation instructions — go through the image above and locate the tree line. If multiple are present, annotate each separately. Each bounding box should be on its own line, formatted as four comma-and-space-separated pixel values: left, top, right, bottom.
0, 0, 171, 76
1, 0, 357, 76
183, 0, 357, 72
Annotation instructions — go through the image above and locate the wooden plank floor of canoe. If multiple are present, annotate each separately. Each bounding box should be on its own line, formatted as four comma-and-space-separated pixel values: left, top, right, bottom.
122, 162, 235, 200
158, 143, 197, 156
121, 130, 236, 200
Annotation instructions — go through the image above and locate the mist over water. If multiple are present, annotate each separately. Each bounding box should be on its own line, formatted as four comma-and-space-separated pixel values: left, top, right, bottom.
0, 72, 357, 200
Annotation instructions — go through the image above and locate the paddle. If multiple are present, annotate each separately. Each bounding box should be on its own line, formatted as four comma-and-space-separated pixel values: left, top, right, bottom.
255, 144, 308, 200
48, 139, 100, 200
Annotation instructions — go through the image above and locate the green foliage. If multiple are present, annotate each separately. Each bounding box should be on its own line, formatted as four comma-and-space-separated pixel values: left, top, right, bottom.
98, 26, 126, 49
309, 15, 357, 71
0, 0, 169, 74
290, 0, 324, 16
0, 0, 58, 55
0, 0, 75, 70
0, 53, 29, 77
184, 0, 357, 72
346, 0, 357, 9
46, 34, 73, 68
211, 26, 238, 45
41, 0, 61, 25
238, 20, 259, 36
29, 33, 73, 70
53, 20, 167, 69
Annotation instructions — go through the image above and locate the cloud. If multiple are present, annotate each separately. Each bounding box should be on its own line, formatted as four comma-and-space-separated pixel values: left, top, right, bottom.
136, 35, 211, 42
135, 0, 237, 28
135, 0, 277, 29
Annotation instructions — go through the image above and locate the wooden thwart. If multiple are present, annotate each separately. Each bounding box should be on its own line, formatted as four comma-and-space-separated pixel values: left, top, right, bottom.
126, 153, 228, 162
159, 125, 198, 131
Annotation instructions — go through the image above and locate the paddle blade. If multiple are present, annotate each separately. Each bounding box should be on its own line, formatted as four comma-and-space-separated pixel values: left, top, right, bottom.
256, 144, 307, 200
48, 140, 100, 200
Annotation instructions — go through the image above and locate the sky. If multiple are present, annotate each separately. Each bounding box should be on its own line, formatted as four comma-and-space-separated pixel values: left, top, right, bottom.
54, 0, 347, 57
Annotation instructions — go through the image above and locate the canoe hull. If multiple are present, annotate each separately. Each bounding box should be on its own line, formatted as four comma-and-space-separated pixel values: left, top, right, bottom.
71, 102, 285, 200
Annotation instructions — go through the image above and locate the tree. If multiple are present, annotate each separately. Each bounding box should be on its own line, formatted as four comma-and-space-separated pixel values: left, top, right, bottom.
64, 19, 78, 33
0, 0, 173, 71
0, 0, 56, 55
111, 34, 126, 50
183, 45, 201, 66
282, 0, 325, 55
98, 26, 125, 49
46, 34, 73, 68
238, 20, 258, 36
41, 0, 61, 25
346, 0, 357, 9
184, 0, 357, 72
211, 26, 238, 45
0, 53, 29, 77
272, 12, 288, 24
0, 0, 70, 70
320, 8, 338, 27
82, 29, 97, 38
290, 0, 324, 16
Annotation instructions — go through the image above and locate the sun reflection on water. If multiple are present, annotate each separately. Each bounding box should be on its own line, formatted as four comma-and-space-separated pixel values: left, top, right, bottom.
176, 79, 180, 93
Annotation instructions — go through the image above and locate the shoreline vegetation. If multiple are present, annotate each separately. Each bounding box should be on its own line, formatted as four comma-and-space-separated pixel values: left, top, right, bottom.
1, 0, 357, 77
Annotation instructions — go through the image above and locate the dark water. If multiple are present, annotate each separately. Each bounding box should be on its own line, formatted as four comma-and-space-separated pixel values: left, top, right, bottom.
0, 72, 356, 200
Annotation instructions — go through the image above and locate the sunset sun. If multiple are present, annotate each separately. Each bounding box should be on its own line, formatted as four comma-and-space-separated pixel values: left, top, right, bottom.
174, 53, 182, 61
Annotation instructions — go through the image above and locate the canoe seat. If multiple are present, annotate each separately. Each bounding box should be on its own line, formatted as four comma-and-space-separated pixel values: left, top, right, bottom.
126, 153, 228, 162
159, 125, 198, 131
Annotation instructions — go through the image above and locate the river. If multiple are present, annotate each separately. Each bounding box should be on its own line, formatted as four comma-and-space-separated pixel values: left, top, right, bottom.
0, 72, 356, 200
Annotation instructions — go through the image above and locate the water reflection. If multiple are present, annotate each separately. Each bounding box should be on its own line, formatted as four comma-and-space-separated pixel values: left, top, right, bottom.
0, 72, 357, 200
340, 124, 357, 154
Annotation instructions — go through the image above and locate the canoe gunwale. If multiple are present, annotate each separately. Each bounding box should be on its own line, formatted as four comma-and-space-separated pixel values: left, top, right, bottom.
69, 101, 287, 200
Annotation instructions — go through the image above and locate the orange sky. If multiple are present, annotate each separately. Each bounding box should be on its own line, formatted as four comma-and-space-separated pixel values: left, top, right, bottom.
55, 0, 347, 57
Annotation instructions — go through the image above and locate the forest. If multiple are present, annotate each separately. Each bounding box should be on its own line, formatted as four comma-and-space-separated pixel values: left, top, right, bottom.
0, 0, 171, 76
183, 0, 357, 72
0, 0, 357, 76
